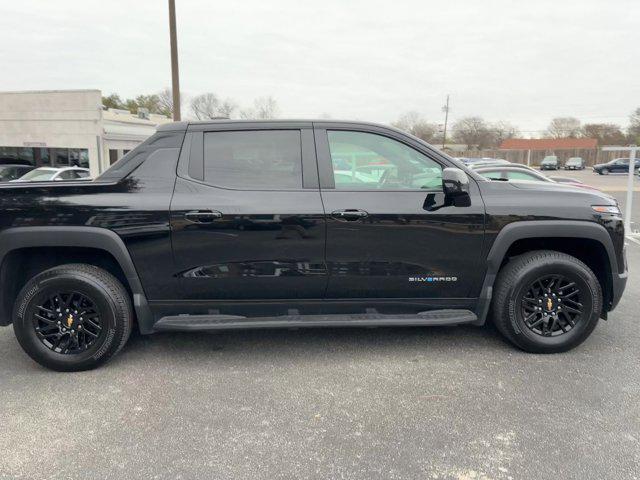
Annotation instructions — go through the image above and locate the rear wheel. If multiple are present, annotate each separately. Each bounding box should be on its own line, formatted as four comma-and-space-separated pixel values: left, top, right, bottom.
492, 250, 602, 353
13, 264, 133, 371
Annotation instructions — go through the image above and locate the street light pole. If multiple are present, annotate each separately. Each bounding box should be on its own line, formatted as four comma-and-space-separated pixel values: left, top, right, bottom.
602, 145, 637, 233
625, 147, 637, 233
168, 0, 181, 121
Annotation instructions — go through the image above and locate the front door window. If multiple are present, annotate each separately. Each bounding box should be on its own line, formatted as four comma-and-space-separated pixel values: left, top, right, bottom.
327, 131, 442, 190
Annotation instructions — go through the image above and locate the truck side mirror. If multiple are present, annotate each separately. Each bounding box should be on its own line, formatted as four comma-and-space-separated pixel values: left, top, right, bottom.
442, 168, 471, 207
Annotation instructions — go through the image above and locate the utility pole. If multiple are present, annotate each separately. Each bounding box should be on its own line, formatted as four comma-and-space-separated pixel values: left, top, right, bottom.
168, 0, 181, 121
441, 94, 450, 149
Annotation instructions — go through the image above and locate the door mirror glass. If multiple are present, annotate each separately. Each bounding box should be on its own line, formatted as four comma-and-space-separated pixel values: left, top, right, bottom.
442, 168, 470, 206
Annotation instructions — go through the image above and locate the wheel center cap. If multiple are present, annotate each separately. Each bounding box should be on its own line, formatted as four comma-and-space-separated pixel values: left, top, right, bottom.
65, 314, 75, 329
546, 298, 554, 311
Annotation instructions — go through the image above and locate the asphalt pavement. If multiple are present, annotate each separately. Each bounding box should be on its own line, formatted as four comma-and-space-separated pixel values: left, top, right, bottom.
1, 190, 639, 480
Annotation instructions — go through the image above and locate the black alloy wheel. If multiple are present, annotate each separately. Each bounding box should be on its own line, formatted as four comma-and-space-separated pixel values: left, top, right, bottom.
492, 250, 602, 353
33, 291, 103, 354
520, 274, 583, 337
13, 264, 132, 371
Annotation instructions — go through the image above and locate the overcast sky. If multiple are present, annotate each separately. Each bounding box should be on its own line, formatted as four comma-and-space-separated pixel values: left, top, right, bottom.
1, 0, 638, 133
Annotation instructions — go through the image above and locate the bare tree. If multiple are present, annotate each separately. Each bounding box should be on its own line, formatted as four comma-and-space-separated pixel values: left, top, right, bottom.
628, 107, 640, 143
190, 93, 237, 120
490, 121, 520, 146
582, 123, 626, 145
157, 88, 174, 117
240, 96, 279, 119
451, 116, 493, 149
391, 111, 439, 142
545, 117, 582, 138
217, 99, 237, 118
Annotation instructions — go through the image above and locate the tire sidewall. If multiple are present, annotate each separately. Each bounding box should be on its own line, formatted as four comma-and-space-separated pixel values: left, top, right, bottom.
13, 271, 120, 371
503, 259, 600, 352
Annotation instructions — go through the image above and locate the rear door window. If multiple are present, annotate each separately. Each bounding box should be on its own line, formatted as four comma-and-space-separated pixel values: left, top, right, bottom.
203, 130, 302, 190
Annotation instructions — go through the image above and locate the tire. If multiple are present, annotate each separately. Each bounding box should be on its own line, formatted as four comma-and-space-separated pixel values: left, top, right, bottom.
491, 250, 602, 353
13, 264, 133, 371
600, 168, 609, 175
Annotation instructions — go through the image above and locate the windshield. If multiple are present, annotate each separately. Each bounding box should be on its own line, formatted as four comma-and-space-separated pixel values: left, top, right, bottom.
17, 169, 57, 181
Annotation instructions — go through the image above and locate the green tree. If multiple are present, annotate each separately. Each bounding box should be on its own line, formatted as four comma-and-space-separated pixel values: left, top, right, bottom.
102, 93, 125, 110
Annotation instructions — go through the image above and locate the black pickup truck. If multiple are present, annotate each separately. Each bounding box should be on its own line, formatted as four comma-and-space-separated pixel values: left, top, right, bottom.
0, 120, 628, 371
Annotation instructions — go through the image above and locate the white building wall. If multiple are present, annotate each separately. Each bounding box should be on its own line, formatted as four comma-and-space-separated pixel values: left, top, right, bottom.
0, 90, 172, 177
0, 90, 103, 175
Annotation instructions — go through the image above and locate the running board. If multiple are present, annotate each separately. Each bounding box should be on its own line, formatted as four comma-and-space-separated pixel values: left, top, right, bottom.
153, 309, 477, 332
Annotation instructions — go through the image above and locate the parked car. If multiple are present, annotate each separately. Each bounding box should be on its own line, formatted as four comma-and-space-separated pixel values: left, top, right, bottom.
474, 166, 609, 196
540, 155, 559, 170
548, 176, 583, 184
469, 162, 538, 173
592, 158, 640, 175
0, 164, 36, 182
12, 167, 90, 182
474, 166, 552, 182
564, 157, 585, 170
457, 157, 508, 166
0, 120, 627, 371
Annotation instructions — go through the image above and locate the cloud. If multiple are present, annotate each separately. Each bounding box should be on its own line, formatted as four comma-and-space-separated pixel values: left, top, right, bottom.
1, 0, 638, 131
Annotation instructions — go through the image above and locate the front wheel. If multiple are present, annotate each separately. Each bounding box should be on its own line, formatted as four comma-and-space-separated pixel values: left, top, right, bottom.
491, 250, 602, 353
600, 168, 609, 175
13, 264, 133, 371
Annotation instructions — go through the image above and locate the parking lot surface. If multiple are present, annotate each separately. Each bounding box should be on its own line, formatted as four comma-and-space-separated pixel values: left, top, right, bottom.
540, 167, 639, 192
1, 192, 639, 480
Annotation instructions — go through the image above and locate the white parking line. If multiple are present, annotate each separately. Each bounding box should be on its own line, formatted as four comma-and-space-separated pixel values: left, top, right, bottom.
626, 235, 640, 247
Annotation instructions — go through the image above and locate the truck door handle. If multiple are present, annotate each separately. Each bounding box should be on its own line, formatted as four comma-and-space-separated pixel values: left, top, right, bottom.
184, 210, 222, 223
331, 209, 369, 221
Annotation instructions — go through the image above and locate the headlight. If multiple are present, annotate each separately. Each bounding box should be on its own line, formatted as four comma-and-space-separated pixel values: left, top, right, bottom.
592, 205, 621, 215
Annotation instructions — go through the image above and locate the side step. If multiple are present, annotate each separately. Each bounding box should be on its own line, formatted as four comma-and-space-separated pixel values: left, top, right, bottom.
153, 309, 477, 332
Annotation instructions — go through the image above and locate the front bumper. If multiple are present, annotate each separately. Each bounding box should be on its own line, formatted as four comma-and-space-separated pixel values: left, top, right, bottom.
610, 245, 628, 311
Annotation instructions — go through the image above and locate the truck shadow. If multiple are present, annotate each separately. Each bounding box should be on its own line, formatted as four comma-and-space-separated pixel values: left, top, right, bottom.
118, 323, 512, 366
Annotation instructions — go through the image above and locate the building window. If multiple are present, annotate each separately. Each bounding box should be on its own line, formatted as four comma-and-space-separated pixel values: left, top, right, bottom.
36, 148, 51, 166
0, 146, 89, 169
109, 149, 119, 165
79, 149, 89, 168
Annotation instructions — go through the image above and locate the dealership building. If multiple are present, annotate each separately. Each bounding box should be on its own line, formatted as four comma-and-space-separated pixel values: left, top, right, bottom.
0, 89, 171, 177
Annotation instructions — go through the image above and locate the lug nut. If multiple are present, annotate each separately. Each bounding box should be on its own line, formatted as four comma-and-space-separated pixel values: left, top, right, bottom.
57, 321, 61, 325
78, 325, 82, 330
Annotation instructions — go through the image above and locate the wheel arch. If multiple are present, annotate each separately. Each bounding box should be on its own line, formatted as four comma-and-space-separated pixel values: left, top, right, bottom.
475, 220, 617, 324
0, 227, 153, 332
